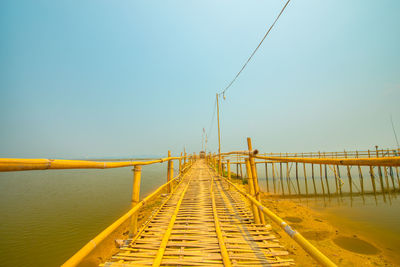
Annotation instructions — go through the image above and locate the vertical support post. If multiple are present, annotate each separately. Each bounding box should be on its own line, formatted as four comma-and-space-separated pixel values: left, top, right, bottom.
303, 160, 309, 196
272, 162, 276, 194
167, 151, 172, 193
311, 163, 317, 196
368, 149, 378, 202
179, 152, 182, 174
130, 165, 142, 236
387, 149, 395, 191
376, 146, 386, 201
319, 152, 326, 197
227, 160, 231, 180
280, 162, 284, 195
324, 163, 330, 197
184, 148, 187, 166
247, 137, 265, 224
286, 153, 291, 195
344, 151, 353, 201
240, 162, 243, 180
265, 163, 269, 193
216, 93, 222, 175
245, 158, 261, 224
295, 161, 301, 195
236, 163, 239, 179
336, 165, 343, 196
356, 151, 365, 196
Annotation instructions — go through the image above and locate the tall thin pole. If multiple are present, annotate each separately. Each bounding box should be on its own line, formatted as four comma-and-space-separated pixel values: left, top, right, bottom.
216, 93, 222, 174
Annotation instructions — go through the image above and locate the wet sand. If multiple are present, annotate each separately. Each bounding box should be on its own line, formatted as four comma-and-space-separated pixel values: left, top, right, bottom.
260, 193, 397, 266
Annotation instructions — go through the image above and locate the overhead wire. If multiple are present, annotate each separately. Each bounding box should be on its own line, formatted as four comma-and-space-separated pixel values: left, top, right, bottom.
219, 0, 291, 97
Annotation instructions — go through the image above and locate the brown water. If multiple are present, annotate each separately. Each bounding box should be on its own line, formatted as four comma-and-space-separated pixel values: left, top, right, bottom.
0, 163, 168, 267
305, 194, 400, 264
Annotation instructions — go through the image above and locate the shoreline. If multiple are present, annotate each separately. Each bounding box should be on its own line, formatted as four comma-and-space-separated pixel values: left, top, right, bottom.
260, 193, 397, 266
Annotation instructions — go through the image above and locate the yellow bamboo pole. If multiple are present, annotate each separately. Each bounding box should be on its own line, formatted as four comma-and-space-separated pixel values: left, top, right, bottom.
227, 159, 231, 180
130, 165, 142, 236
216, 93, 222, 175
247, 137, 265, 224
179, 152, 182, 174
245, 158, 261, 224
215, 153, 400, 167
0, 156, 184, 172
167, 151, 172, 193
210, 174, 232, 267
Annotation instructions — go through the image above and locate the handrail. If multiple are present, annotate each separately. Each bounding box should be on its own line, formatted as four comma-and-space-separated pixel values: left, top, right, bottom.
220, 174, 337, 267
0, 156, 186, 172
215, 152, 400, 166
62, 169, 189, 267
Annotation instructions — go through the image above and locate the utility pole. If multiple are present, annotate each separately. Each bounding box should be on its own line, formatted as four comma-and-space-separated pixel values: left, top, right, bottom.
216, 93, 222, 174
205, 133, 207, 154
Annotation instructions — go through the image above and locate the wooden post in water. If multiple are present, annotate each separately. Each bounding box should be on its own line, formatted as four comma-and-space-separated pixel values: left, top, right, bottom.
387, 149, 396, 190
344, 151, 353, 200
333, 165, 340, 197
245, 158, 261, 224
286, 153, 291, 195
130, 165, 142, 236
167, 151, 173, 193
302, 153, 308, 196
318, 152, 326, 197
368, 149, 378, 201
272, 162, 277, 194
375, 146, 386, 201
356, 151, 365, 196
265, 163, 269, 193
311, 163, 317, 196
336, 164, 343, 196
295, 162, 301, 195
324, 163, 331, 197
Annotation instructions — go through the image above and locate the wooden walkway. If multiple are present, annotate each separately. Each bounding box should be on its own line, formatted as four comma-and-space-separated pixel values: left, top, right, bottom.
101, 160, 293, 266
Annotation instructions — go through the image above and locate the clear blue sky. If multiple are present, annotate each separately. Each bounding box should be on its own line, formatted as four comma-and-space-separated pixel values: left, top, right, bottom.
1, 0, 399, 158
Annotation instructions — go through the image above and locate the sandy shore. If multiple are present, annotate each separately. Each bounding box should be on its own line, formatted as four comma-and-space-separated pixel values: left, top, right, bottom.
259, 192, 396, 266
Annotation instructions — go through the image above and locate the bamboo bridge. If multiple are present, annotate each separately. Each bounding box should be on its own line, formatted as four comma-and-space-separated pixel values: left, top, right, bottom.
1, 138, 399, 267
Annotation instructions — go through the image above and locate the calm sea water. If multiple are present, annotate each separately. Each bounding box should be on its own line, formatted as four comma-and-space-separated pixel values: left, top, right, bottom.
0, 163, 168, 267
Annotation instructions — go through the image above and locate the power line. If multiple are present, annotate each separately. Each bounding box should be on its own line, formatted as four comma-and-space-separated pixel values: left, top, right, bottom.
219, 0, 291, 96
